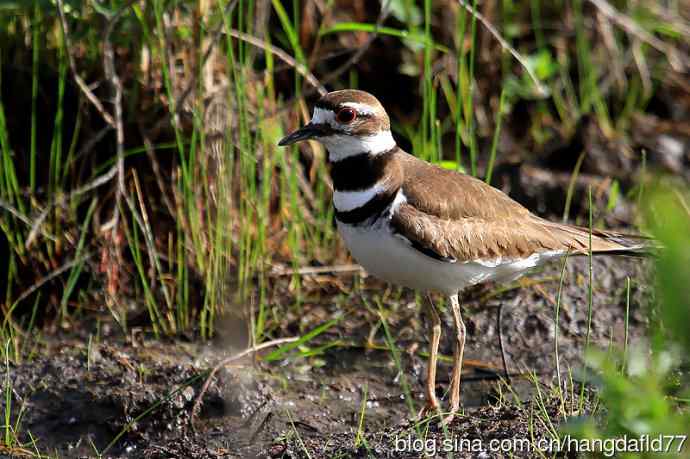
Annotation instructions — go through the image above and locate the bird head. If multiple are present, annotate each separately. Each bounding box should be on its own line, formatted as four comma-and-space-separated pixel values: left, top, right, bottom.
278, 90, 396, 161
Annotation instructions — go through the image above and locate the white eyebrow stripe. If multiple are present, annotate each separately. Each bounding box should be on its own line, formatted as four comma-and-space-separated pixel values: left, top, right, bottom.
341, 102, 376, 115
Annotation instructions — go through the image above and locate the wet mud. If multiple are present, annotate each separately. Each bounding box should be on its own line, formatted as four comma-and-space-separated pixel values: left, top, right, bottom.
3, 255, 650, 458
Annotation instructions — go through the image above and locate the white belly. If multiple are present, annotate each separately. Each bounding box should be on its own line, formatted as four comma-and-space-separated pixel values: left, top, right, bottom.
337, 221, 560, 295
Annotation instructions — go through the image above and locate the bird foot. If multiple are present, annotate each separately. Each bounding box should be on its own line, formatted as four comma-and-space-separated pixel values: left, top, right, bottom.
439, 411, 457, 427
416, 400, 441, 421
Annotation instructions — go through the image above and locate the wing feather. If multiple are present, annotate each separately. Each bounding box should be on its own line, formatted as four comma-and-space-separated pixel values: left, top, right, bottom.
391, 151, 648, 262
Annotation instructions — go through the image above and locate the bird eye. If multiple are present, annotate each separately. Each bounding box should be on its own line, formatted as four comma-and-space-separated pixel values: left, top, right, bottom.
336, 107, 357, 124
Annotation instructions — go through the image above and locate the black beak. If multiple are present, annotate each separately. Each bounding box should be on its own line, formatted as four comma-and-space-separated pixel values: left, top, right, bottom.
278, 124, 323, 146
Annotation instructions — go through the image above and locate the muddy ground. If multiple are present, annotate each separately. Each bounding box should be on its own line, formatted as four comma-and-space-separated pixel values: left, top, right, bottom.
3, 253, 651, 458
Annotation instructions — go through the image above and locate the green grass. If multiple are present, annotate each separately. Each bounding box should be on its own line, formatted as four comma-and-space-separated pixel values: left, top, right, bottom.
536, 183, 690, 456
553, 249, 570, 416
579, 185, 595, 413
354, 382, 369, 450
0, 0, 674, 342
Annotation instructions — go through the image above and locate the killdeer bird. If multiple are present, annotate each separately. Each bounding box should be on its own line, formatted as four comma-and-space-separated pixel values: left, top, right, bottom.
278, 89, 645, 425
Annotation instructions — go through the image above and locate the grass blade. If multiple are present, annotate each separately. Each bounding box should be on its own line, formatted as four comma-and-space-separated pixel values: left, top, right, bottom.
263, 317, 340, 362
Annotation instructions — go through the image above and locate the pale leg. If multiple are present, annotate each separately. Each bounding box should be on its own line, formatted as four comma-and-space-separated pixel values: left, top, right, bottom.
441, 293, 465, 426
417, 294, 442, 419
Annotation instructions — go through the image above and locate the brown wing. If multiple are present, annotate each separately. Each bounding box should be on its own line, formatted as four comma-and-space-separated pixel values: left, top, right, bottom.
397, 152, 531, 221
536, 218, 650, 255
391, 203, 565, 261
392, 151, 647, 262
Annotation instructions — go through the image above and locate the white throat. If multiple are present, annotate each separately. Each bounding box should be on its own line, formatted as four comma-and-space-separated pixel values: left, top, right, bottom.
309, 107, 395, 162
322, 131, 396, 162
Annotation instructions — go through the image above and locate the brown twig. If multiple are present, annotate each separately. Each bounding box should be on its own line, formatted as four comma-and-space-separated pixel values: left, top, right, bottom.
645, 3, 690, 39
596, 11, 625, 91
130, 170, 174, 312
12, 253, 94, 306
147, 0, 326, 133
456, 0, 549, 97
270, 264, 364, 277
263, 48, 361, 121
137, 122, 177, 218
55, 0, 115, 127
190, 336, 299, 427
102, 2, 130, 236
318, 0, 393, 89
25, 165, 118, 248
52, 0, 133, 244
153, 0, 240, 136
632, 39, 653, 99
587, 0, 687, 73
0, 199, 57, 244
0, 446, 35, 458
226, 29, 326, 96
73, 125, 112, 164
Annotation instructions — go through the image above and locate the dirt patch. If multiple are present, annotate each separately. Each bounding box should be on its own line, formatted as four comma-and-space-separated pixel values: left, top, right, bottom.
3, 255, 650, 458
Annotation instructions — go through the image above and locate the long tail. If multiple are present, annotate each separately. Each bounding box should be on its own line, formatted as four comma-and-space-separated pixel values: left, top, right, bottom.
538, 220, 655, 257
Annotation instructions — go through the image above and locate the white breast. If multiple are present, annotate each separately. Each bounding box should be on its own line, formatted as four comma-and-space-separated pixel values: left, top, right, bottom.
333, 185, 386, 212
337, 221, 562, 295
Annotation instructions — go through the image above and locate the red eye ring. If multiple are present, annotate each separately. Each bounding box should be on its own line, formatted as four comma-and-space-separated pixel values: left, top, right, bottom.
336, 107, 357, 124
